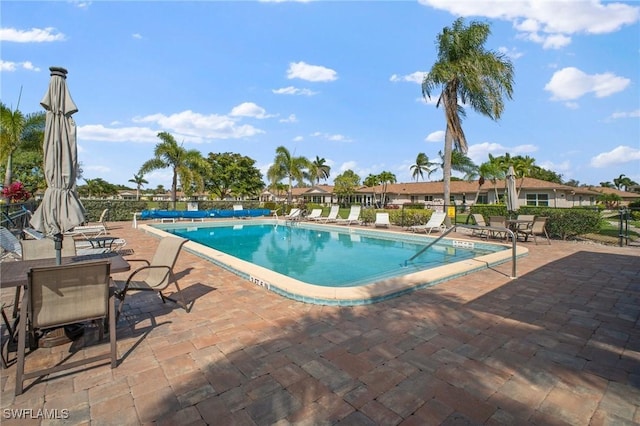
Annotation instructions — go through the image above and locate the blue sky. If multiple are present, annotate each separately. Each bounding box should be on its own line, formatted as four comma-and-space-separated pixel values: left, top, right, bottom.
2, 0, 639, 191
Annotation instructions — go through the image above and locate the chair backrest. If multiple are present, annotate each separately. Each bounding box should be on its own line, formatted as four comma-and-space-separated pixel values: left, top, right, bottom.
98, 209, 109, 224
21, 238, 76, 260
148, 237, 187, 288
327, 206, 340, 219
426, 211, 446, 227
531, 216, 548, 233
27, 261, 111, 329
1, 226, 22, 257
489, 216, 506, 227
376, 213, 390, 223
287, 208, 301, 218
347, 206, 361, 219
517, 214, 535, 222
233, 205, 243, 211
471, 214, 487, 226
308, 209, 322, 218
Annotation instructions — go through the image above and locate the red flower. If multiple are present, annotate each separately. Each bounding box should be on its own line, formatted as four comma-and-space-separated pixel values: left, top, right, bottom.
2, 181, 31, 203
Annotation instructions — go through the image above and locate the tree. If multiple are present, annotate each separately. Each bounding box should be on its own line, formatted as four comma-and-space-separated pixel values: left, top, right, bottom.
0, 100, 46, 199
478, 156, 504, 202
79, 178, 118, 198
139, 131, 209, 209
333, 170, 361, 206
128, 172, 148, 201
613, 174, 637, 191
363, 174, 381, 207
410, 153, 438, 182
266, 146, 311, 203
378, 171, 397, 207
309, 156, 331, 185
205, 152, 264, 200
422, 18, 514, 222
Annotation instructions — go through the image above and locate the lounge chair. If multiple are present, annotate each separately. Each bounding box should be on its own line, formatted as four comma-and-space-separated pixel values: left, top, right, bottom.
409, 211, 447, 234
305, 209, 323, 221
488, 216, 508, 241
65, 224, 108, 239
1, 226, 22, 259
114, 236, 189, 320
232, 204, 247, 218
336, 206, 362, 226
374, 212, 391, 228
284, 208, 301, 221
15, 261, 117, 395
317, 206, 340, 223
470, 214, 489, 238
516, 216, 551, 245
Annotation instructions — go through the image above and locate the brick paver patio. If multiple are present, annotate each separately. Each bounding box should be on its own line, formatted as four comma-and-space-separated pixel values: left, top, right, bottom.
1, 221, 638, 425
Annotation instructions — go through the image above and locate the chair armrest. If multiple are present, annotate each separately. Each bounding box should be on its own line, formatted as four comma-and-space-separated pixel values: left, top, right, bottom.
124, 258, 151, 266
121, 265, 171, 285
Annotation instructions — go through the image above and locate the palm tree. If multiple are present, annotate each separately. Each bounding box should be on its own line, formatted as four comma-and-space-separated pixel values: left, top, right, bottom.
266, 146, 311, 203
512, 155, 536, 195
478, 158, 504, 202
0, 100, 46, 197
139, 131, 209, 209
378, 171, 397, 207
310, 156, 331, 185
613, 174, 637, 191
410, 153, 437, 182
363, 174, 381, 207
422, 18, 514, 220
128, 172, 148, 201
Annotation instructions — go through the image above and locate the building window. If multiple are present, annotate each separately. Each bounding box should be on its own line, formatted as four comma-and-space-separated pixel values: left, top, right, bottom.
424, 195, 434, 202
477, 194, 488, 204
526, 193, 549, 207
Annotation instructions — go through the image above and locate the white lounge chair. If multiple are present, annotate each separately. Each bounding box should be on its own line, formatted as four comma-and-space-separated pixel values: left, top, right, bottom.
336, 206, 361, 226
284, 208, 301, 221
374, 212, 391, 228
317, 206, 340, 223
305, 209, 323, 221
1, 226, 22, 259
409, 211, 447, 235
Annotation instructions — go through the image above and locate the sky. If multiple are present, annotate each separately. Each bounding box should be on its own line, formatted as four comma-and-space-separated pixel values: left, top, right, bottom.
1, 0, 639, 192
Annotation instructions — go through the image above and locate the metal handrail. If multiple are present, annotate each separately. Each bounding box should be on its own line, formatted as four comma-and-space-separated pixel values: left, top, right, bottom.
406, 224, 518, 278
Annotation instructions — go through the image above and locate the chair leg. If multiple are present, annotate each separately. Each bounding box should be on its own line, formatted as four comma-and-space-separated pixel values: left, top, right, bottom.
109, 291, 117, 368
15, 312, 27, 395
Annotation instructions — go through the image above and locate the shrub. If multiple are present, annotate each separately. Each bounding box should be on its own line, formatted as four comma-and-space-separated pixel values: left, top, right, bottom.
2, 181, 31, 203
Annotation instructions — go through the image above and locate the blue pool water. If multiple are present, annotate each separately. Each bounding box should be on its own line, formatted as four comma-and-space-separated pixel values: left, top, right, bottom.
167, 223, 501, 287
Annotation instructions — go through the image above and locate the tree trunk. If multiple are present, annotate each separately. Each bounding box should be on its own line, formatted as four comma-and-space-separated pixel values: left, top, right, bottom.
442, 134, 452, 227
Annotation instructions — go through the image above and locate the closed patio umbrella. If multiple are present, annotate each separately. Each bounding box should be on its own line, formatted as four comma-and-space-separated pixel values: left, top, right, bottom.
506, 165, 519, 215
30, 67, 85, 265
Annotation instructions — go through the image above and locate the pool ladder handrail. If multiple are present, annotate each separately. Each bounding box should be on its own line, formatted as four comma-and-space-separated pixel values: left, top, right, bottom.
407, 224, 518, 279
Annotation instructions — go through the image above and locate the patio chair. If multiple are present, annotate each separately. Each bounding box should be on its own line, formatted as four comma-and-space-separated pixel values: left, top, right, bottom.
114, 236, 188, 320
336, 206, 362, 226
15, 261, 117, 395
408, 211, 447, 235
1, 226, 22, 259
374, 212, 391, 228
517, 216, 551, 245
514, 214, 535, 232
488, 216, 508, 241
470, 214, 489, 238
318, 205, 340, 223
305, 209, 323, 221
284, 208, 301, 221
20, 238, 77, 260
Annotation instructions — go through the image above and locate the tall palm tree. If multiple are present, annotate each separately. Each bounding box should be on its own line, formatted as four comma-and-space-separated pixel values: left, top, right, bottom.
128, 172, 148, 201
478, 158, 504, 202
512, 155, 536, 195
410, 153, 437, 182
378, 171, 397, 207
363, 174, 381, 207
0, 100, 46, 196
422, 18, 514, 219
266, 146, 311, 203
434, 150, 478, 181
139, 132, 209, 209
310, 156, 331, 185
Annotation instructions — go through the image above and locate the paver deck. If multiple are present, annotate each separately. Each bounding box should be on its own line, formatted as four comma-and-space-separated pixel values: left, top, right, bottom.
1, 221, 638, 425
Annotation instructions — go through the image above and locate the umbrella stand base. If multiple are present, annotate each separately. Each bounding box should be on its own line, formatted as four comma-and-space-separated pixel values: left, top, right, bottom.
38, 324, 84, 348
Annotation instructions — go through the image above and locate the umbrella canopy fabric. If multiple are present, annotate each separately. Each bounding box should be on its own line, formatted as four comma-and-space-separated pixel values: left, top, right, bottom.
506, 165, 519, 213
30, 67, 85, 260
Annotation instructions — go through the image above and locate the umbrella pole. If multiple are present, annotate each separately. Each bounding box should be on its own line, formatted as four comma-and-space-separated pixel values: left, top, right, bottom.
54, 233, 63, 265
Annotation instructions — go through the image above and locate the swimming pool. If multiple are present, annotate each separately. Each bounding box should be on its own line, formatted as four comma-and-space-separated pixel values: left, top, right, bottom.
140, 219, 527, 305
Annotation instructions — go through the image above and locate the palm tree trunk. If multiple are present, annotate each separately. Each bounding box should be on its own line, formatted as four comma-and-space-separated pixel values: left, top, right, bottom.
172, 171, 178, 210
442, 133, 452, 226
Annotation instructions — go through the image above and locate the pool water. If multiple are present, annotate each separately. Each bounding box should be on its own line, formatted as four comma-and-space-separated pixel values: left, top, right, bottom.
167, 223, 500, 287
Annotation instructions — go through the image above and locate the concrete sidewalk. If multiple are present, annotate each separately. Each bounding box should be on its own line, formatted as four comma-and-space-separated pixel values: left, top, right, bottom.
1, 221, 638, 425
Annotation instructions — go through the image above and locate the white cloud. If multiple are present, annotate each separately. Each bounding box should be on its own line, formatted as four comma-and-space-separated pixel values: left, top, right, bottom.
544, 67, 630, 101
425, 130, 444, 142
292, 135, 303, 142
131, 110, 265, 141
132, 33, 143, 39
389, 71, 426, 84
590, 145, 640, 168
0, 60, 41, 72
608, 109, 640, 120
287, 61, 337, 82
497, 46, 523, 60
78, 125, 160, 143
311, 132, 351, 142
339, 161, 358, 173
0, 27, 65, 42
272, 86, 318, 96
229, 102, 272, 119
466, 142, 538, 165
418, 0, 639, 49
279, 114, 297, 123
538, 159, 571, 174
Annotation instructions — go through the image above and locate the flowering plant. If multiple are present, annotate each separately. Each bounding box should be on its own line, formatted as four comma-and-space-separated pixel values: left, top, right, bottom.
2, 181, 31, 203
